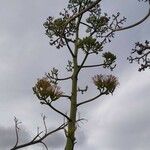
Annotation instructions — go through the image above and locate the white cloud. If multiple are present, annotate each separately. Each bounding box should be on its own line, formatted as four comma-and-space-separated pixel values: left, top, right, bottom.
0, 125, 30, 150
84, 69, 150, 150
0, 0, 150, 149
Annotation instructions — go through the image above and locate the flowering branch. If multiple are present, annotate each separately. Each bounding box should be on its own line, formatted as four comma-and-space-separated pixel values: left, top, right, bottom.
77, 74, 119, 107
128, 40, 150, 71
78, 52, 116, 70
32, 77, 71, 121
62, 0, 102, 33
114, 7, 150, 32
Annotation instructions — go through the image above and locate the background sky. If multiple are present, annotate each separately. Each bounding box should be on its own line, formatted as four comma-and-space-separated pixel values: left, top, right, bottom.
0, 0, 150, 150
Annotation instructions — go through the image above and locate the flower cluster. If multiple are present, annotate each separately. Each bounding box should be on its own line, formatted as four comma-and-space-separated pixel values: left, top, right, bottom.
87, 16, 109, 29
33, 77, 63, 101
102, 52, 116, 70
92, 74, 119, 94
43, 17, 66, 37
77, 36, 103, 54
128, 40, 150, 71
43, 14, 76, 49
68, 0, 93, 8
103, 52, 116, 62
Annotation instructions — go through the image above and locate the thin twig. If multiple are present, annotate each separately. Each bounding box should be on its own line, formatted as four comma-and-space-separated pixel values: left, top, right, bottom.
11, 122, 68, 150
40, 141, 48, 150
13, 117, 21, 148
42, 115, 47, 134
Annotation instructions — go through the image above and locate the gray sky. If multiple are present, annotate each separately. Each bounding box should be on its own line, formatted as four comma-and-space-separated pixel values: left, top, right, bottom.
0, 0, 150, 150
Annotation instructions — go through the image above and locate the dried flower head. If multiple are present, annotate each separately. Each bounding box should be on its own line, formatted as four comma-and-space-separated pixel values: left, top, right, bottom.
92, 74, 119, 94
33, 77, 63, 101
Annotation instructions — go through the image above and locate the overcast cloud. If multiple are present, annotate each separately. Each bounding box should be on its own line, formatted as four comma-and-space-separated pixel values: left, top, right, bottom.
0, 0, 150, 150
0, 125, 30, 150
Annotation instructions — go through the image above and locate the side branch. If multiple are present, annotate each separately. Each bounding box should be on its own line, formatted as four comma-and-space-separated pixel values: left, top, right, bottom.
79, 63, 104, 68
42, 101, 71, 121
54, 76, 72, 81
60, 94, 71, 99
77, 92, 106, 107
77, 52, 89, 75
11, 121, 67, 150
46, 74, 72, 81
128, 40, 150, 71
64, 35, 75, 57
114, 7, 150, 32
80, 22, 93, 28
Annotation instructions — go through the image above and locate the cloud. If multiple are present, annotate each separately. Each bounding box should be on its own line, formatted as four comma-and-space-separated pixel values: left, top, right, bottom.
82, 69, 150, 150
0, 125, 30, 150
77, 130, 86, 145
44, 130, 65, 149
42, 127, 86, 149
0, 0, 150, 150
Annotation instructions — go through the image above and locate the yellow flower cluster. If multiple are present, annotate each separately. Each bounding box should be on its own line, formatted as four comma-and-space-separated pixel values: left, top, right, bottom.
33, 77, 63, 101
92, 74, 119, 94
